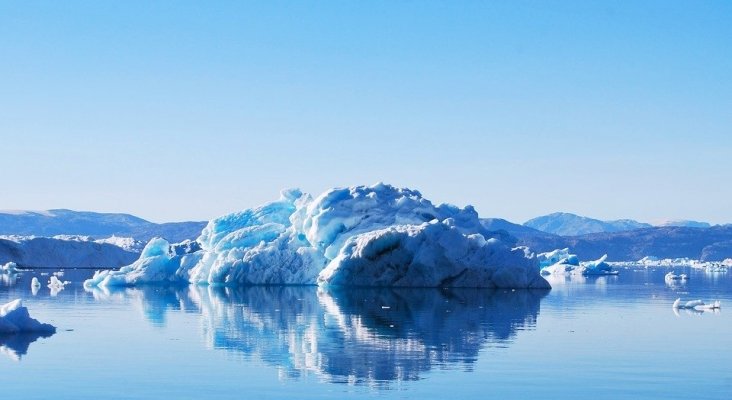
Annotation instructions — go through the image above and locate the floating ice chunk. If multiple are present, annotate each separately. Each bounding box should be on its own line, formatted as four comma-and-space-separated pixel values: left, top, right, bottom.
537, 248, 579, 269
47, 275, 70, 288
698, 300, 722, 310
84, 237, 192, 287
31, 277, 40, 296
672, 298, 721, 310
31, 277, 41, 288
0, 299, 56, 334
537, 249, 580, 275
318, 221, 549, 289
575, 255, 618, 276
1, 262, 19, 274
85, 184, 549, 289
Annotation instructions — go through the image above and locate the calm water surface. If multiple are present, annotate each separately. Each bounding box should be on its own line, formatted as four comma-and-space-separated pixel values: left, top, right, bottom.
1, 267, 730, 399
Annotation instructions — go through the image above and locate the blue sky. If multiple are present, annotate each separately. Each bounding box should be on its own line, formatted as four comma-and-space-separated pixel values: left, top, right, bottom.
1, 1, 730, 223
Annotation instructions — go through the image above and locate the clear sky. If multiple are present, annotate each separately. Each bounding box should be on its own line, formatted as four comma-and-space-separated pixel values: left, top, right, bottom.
1, 1, 730, 224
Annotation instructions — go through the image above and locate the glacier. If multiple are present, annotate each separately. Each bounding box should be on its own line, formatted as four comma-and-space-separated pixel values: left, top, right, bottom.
85, 184, 549, 289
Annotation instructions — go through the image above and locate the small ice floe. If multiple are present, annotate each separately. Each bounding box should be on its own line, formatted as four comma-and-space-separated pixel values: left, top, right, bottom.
665, 272, 688, 281
47, 276, 70, 288
47, 276, 70, 296
672, 298, 721, 310
0, 299, 56, 334
1, 262, 19, 274
31, 277, 41, 295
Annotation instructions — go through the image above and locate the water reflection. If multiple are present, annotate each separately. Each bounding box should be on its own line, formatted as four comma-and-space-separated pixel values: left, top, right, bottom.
0, 332, 55, 361
90, 285, 198, 325
1, 273, 19, 287
91, 285, 547, 386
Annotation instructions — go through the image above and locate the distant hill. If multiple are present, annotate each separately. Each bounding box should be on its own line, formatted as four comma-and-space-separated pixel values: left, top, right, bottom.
480, 218, 558, 240
524, 212, 652, 236
0, 209, 206, 243
518, 225, 732, 261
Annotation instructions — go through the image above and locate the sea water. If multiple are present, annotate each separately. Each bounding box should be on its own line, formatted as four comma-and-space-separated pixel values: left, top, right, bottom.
1, 267, 730, 399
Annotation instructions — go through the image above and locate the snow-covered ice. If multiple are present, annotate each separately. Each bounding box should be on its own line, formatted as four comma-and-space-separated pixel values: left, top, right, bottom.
0, 299, 56, 334
85, 184, 549, 289
537, 250, 616, 276
576, 255, 618, 276
537, 248, 580, 275
672, 298, 721, 310
47, 276, 70, 288
1, 262, 19, 274
537, 248, 579, 269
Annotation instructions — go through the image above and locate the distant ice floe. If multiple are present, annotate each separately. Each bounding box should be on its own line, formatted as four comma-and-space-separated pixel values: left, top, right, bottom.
665, 272, 688, 281
47, 276, 70, 288
672, 298, 721, 316
538, 249, 617, 276
613, 257, 730, 273
47, 276, 71, 296
1, 262, 19, 274
85, 184, 549, 289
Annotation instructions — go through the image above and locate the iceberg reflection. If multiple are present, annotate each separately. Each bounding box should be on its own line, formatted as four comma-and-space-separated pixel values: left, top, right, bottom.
100, 285, 546, 386
0, 332, 54, 361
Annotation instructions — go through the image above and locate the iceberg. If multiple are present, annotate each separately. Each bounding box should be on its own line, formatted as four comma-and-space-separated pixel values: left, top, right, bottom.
537, 248, 579, 269
672, 298, 721, 310
1, 262, 19, 274
537, 248, 580, 275
576, 255, 618, 276
0, 299, 56, 334
85, 184, 549, 289
47, 275, 70, 288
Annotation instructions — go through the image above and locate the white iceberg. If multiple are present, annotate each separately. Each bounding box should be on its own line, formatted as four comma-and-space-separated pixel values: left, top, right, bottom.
575, 255, 618, 276
0, 299, 56, 334
537, 248, 580, 275
537, 248, 579, 268
47, 275, 70, 288
664, 272, 688, 281
672, 298, 721, 310
1, 262, 19, 274
85, 184, 549, 289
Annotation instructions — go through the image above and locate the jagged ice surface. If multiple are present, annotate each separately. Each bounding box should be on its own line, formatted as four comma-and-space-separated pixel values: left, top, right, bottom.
85, 184, 549, 289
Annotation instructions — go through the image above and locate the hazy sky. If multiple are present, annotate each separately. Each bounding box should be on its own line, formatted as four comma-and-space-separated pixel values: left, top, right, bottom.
1, 1, 730, 224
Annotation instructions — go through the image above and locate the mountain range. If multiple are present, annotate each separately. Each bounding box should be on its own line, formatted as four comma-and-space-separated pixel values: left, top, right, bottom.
523, 212, 713, 236
0, 209, 206, 243
479, 213, 729, 261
